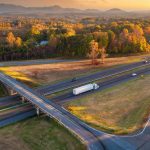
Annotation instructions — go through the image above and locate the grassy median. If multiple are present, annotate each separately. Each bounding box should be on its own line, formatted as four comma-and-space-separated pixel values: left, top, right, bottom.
0, 116, 86, 150
64, 75, 150, 135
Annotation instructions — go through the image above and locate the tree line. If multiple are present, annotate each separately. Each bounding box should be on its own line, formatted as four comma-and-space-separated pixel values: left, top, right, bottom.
0, 19, 150, 61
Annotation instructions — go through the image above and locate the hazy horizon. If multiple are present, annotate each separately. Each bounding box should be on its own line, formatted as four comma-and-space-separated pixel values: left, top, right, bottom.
0, 0, 150, 11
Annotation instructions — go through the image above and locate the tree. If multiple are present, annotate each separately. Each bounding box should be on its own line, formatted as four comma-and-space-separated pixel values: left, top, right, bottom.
92, 32, 108, 49
89, 40, 99, 65
31, 26, 40, 35
100, 47, 106, 64
98, 32, 109, 49
65, 28, 76, 37
107, 30, 116, 53
133, 25, 144, 37
15, 37, 22, 47
6, 32, 16, 47
111, 22, 118, 28
49, 34, 58, 49
119, 28, 129, 53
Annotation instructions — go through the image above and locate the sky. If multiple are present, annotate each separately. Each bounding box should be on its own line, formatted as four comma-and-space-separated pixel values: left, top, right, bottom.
0, 0, 150, 10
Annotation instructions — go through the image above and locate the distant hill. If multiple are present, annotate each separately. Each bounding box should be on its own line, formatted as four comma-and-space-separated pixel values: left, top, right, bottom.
85, 9, 100, 13
0, 4, 26, 13
0, 3, 149, 17
106, 8, 126, 12
0, 4, 82, 14
105, 8, 127, 14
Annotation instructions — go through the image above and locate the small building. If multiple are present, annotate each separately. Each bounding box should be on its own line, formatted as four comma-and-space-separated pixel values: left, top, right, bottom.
39, 41, 49, 46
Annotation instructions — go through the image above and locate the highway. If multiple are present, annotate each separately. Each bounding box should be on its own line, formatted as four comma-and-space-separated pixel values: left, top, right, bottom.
0, 61, 150, 149
0, 72, 104, 150
0, 62, 150, 127
1, 61, 149, 111
37, 61, 150, 95
1, 61, 150, 122
0, 95, 21, 109
0, 71, 137, 150
1, 61, 149, 104
0, 103, 34, 121
50, 67, 150, 104
0, 59, 78, 67
1, 67, 150, 128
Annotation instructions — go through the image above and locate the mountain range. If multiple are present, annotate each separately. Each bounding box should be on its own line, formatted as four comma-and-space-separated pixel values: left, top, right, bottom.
0, 4, 149, 17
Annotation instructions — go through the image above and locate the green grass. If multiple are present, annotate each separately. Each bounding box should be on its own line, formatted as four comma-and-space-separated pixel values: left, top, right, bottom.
0, 116, 86, 150
0, 84, 6, 97
64, 75, 150, 135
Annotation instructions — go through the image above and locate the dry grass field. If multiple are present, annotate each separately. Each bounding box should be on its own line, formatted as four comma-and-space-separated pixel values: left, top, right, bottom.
64, 75, 150, 135
0, 55, 147, 87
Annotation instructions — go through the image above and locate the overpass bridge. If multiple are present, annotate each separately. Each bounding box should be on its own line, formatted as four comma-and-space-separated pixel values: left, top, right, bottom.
0, 61, 150, 150
1, 70, 150, 149
0, 72, 104, 150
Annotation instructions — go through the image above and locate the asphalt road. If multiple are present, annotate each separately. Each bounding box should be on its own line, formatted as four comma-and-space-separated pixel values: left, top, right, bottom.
50, 67, 150, 104
48, 68, 150, 150
0, 61, 150, 150
1, 67, 150, 125
0, 68, 150, 149
1, 61, 149, 110
0, 95, 22, 109
0, 59, 78, 67
0, 104, 34, 121
0, 72, 104, 150
0, 110, 36, 127
37, 61, 150, 95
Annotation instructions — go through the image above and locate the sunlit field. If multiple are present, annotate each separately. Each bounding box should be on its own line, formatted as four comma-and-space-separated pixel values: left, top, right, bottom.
0, 55, 147, 88
64, 75, 150, 135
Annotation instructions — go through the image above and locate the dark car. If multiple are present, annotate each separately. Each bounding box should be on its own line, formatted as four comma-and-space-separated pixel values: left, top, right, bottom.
71, 77, 77, 82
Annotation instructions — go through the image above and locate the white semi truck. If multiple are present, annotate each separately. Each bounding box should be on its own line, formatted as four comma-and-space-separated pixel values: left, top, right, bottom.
73, 83, 99, 95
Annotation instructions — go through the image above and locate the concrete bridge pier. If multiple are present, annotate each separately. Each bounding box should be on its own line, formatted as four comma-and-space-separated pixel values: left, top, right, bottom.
36, 108, 40, 116
21, 97, 26, 103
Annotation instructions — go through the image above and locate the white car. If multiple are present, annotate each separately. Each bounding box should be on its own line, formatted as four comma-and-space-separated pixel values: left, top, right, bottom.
143, 60, 148, 63
132, 73, 137, 77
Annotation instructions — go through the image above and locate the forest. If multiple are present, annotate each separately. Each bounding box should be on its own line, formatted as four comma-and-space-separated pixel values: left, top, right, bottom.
0, 17, 150, 61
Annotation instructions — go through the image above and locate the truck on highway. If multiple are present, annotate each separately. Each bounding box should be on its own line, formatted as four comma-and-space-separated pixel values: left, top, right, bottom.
73, 83, 99, 95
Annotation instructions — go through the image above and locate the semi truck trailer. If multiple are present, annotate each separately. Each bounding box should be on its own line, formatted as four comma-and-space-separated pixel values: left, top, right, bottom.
73, 83, 99, 95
